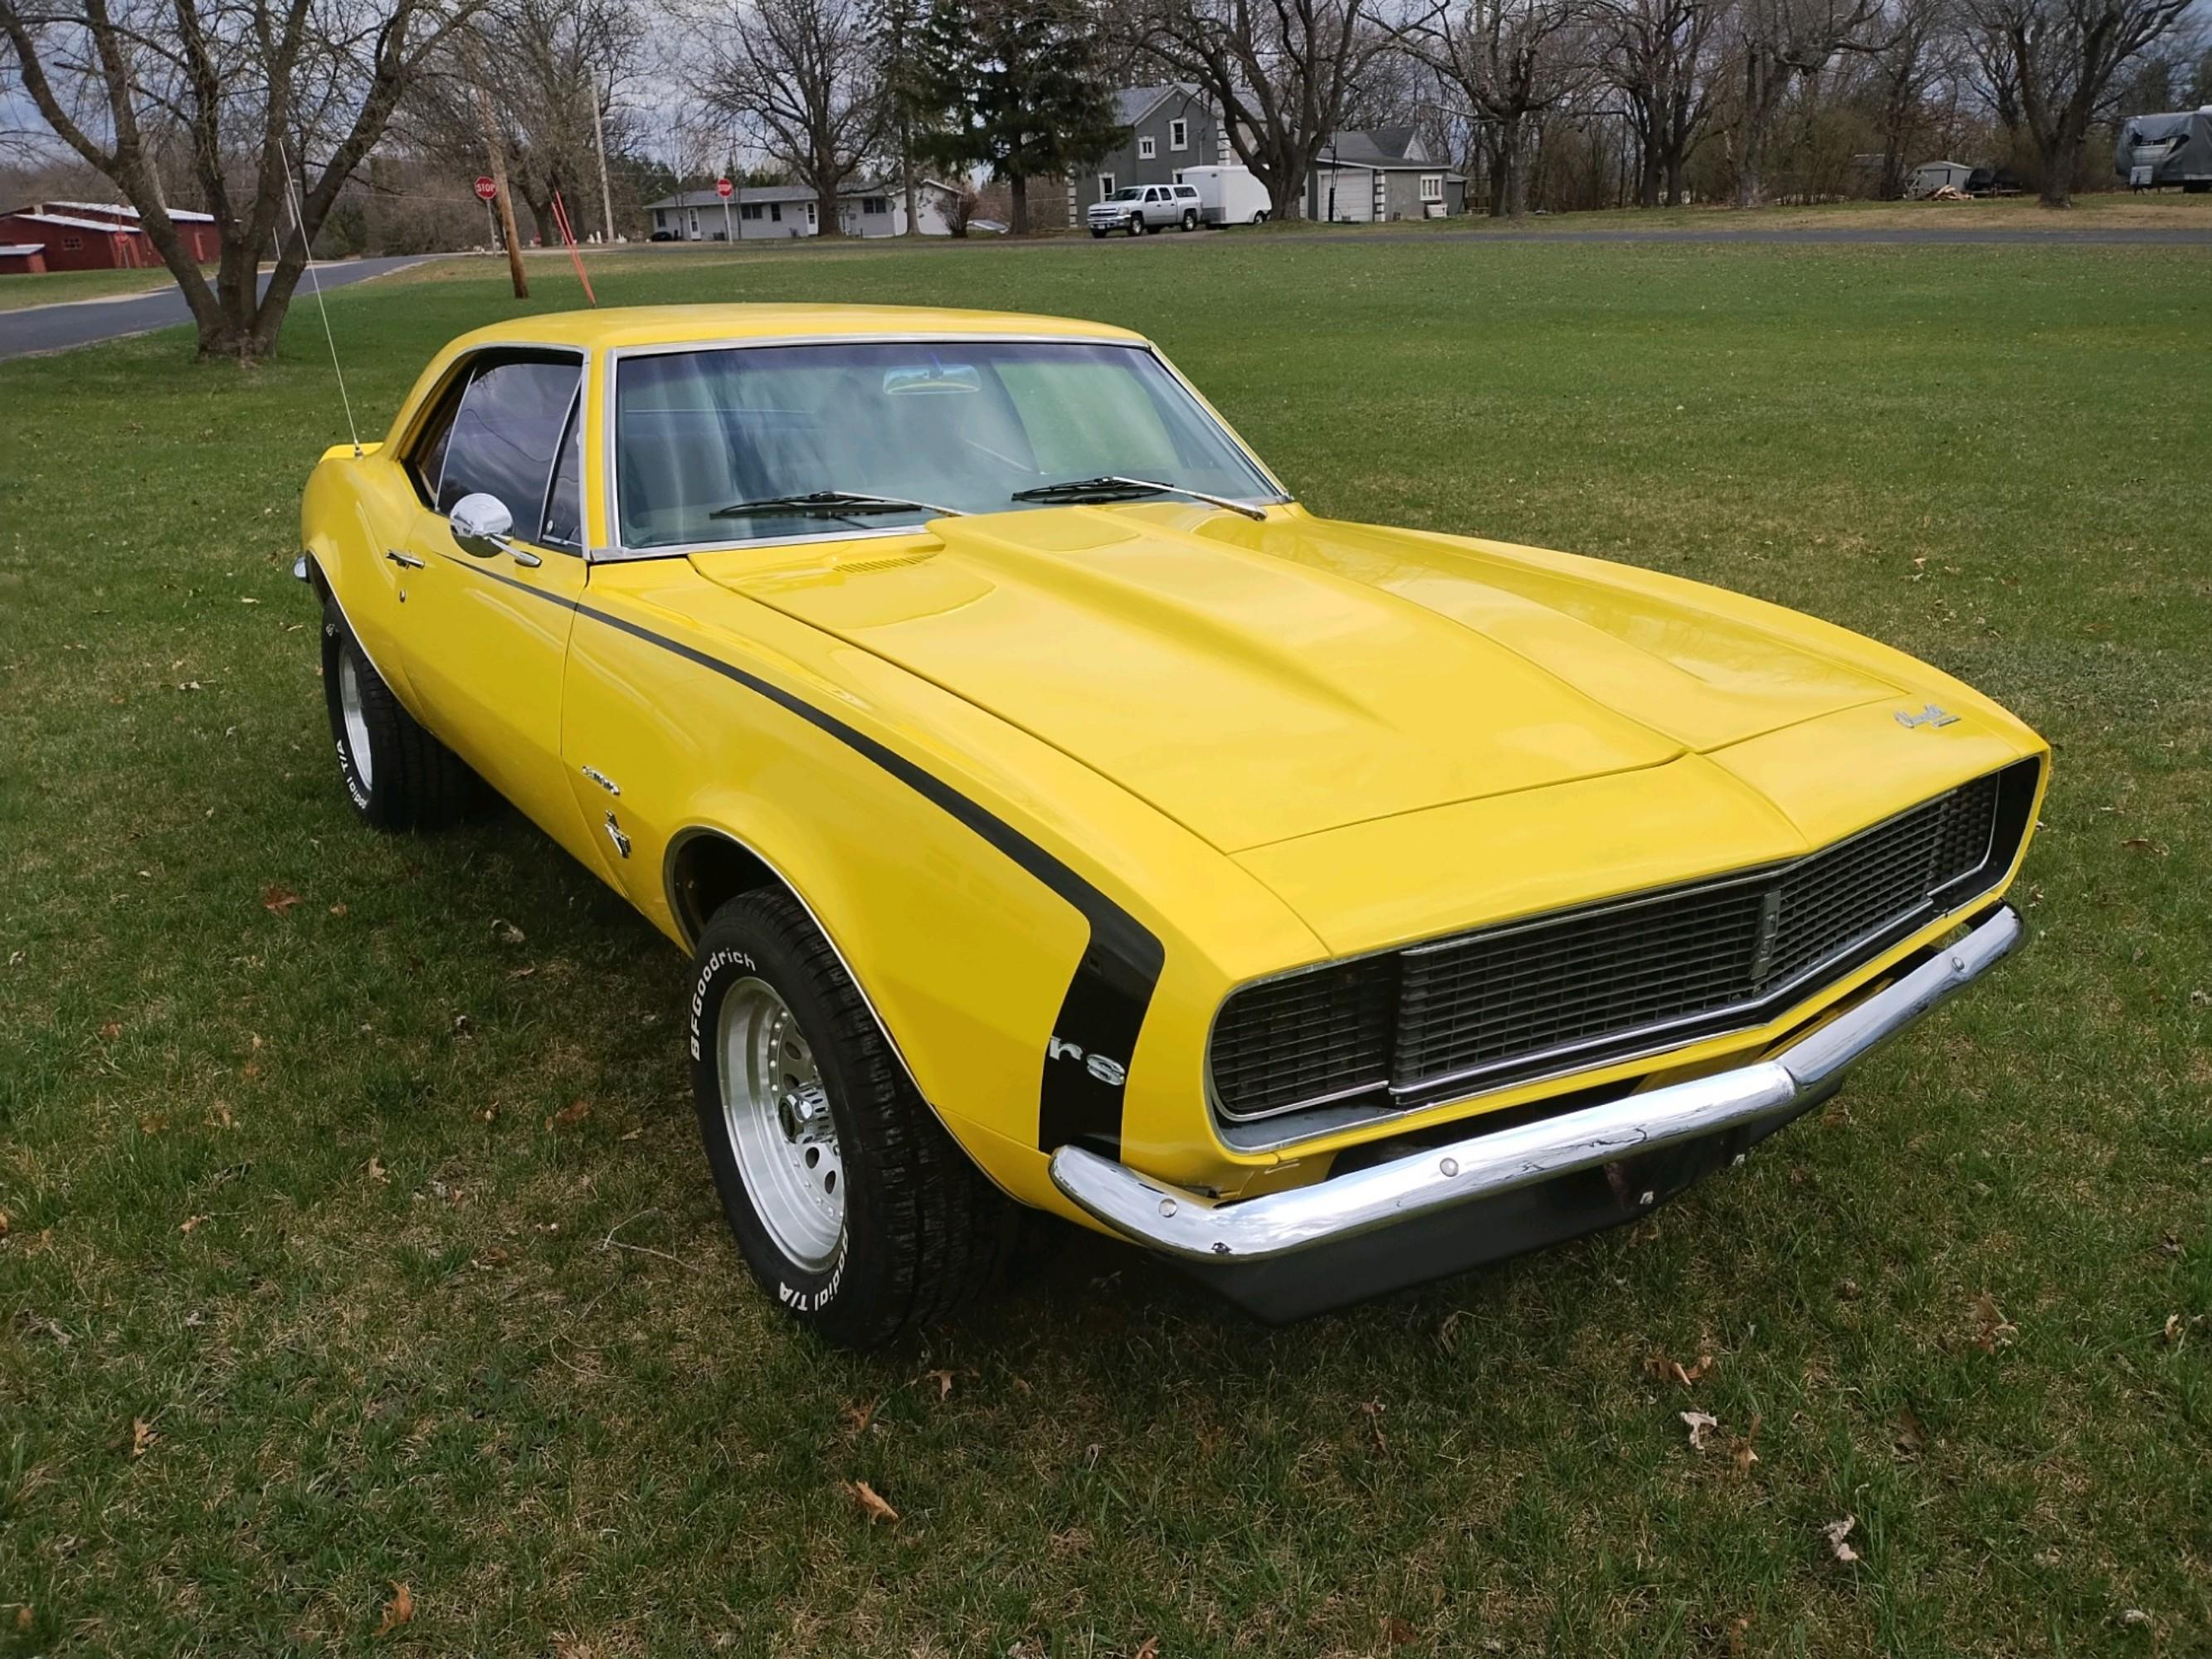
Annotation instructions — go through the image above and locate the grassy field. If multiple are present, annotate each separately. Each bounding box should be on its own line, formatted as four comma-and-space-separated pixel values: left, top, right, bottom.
2, 235, 2207, 1657
0, 266, 179, 311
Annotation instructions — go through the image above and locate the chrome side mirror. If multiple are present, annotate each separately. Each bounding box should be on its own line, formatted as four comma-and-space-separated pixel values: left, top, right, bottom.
449, 493, 514, 558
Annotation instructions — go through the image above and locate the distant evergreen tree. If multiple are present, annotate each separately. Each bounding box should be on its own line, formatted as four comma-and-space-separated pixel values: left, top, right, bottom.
911, 0, 1127, 233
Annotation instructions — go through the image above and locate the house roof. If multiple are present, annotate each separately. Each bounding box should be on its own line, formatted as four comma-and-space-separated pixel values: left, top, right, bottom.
51, 198, 217, 224
1319, 130, 1447, 171
0, 211, 139, 233
1112, 84, 1201, 128
0, 242, 45, 255
646, 181, 943, 212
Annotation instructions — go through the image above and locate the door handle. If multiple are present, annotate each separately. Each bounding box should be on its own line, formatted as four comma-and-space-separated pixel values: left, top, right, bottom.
508, 546, 543, 569
384, 547, 426, 569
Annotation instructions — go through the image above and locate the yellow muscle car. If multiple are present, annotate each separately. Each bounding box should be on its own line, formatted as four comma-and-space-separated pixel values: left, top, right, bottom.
297, 304, 2047, 1347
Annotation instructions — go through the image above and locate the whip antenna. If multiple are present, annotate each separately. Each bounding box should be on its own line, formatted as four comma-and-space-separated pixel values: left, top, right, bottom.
276, 135, 362, 456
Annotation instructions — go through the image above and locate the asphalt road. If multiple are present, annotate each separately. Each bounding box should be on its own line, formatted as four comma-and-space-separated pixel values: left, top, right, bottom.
1294, 223, 2212, 247
0, 255, 436, 361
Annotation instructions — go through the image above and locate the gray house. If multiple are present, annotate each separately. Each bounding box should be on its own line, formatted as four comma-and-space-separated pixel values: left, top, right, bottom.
646, 180, 962, 241
1307, 129, 1466, 221
1069, 85, 1240, 212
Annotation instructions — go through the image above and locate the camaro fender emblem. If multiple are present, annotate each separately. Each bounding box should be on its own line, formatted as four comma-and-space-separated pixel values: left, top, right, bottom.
1047, 1035, 1128, 1087
1895, 703, 1960, 730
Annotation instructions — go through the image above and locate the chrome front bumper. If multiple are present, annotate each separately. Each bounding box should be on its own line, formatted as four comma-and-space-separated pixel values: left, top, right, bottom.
1051, 904, 2024, 1266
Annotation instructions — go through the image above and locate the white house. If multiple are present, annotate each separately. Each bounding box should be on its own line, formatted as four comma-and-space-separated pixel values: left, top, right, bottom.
646, 180, 963, 241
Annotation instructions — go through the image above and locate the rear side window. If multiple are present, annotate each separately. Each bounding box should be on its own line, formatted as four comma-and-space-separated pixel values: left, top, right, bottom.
437, 355, 584, 528
407, 377, 468, 504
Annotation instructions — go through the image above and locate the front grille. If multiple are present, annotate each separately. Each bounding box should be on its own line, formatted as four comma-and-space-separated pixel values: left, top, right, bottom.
1211, 761, 2034, 1126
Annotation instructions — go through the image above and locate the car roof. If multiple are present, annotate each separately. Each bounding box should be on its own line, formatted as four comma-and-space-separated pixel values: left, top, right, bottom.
445, 304, 1150, 354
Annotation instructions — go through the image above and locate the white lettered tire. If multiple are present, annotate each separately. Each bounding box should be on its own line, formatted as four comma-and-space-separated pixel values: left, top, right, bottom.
688, 889, 1013, 1348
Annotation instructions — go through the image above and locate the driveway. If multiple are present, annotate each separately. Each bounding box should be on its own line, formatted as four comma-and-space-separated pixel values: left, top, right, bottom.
0, 255, 436, 360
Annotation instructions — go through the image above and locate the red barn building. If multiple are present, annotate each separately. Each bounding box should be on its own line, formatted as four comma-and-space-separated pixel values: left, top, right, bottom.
0, 201, 220, 271
0, 243, 48, 275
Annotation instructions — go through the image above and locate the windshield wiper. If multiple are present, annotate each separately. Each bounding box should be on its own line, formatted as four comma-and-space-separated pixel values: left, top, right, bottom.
709, 489, 963, 521
1010, 474, 1270, 521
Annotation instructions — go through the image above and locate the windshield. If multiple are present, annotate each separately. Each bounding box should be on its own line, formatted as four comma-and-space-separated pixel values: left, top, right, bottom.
614, 339, 1281, 550
1108, 188, 1145, 201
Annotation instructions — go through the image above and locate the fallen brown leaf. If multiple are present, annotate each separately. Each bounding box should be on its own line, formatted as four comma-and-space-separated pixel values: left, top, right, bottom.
130, 1418, 155, 1458
847, 1479, 899, 1524
13, 1606, 30, 1632
1971, 1292, 2018, 1352
491, 918, 526, 945
0, 1209, 9, 1238
261, 885, 304, 916
1132, 1641, 1159, 1659
178, 1214, 208, 1234
1680, 1409, 1718, 1452
367, 1156, 388, 1185
2164, 1312, 2185, 1346
373, 1581, 413, 1637
546, 1100, 591, 1131
1384, 1615, 1417, 1646
97, 1020, 123, 1042
2120, 837, 2162, 855
329, 902, 348, 916
1824, 1515, 1860, 1564
138, 1112, 168, 1136
925, 1368, 954, 1400
1892, 1410, 1927, 1461
842, 1398, 879, 1436
1729, 1411, 1761, 1475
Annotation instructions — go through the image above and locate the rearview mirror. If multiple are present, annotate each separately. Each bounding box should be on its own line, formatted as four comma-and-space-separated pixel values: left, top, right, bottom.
450, 493, 514, 558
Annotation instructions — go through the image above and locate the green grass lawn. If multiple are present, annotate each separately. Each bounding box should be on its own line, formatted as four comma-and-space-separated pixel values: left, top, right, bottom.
0, 266, 179, 311
2, 237, 2207, 1657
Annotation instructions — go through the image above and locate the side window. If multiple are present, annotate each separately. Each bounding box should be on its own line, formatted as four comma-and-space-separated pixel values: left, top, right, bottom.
406, 370, 471, 506
540, 390, 585, 551
437, 356, 584, 537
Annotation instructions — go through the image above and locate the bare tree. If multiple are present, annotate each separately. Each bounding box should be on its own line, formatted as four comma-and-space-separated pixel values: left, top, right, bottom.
1400, 0, 1591, 215
1599, 0, 1724, 204
1, 0, 482, 359
402, 0, 640, 248
1964, 0, 2193, 202
1866, 0, 1960, 196
687, 0, 884, 232
1133, 0, 1395, 220
1728, 0, 1883, 205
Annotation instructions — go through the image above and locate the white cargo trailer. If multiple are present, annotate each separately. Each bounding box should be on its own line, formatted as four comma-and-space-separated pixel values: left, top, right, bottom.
1177, 165, 1272, 226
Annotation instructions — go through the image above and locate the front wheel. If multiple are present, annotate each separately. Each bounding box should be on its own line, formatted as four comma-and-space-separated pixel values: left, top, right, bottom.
1181, 209, 1199, 231
1126, 216, 1143, 236
319, 598, 480, 830
689, 889, 1013, 1349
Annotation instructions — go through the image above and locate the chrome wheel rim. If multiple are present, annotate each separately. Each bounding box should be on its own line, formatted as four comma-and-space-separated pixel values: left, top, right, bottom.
338, 653, 373, 790
719, 977, 843, 1269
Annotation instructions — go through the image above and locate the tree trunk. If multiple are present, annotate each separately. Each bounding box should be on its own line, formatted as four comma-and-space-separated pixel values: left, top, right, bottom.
1008, 173, 1030, 235
1493, 121, 1526, 217
1666, 154, 1686, 206
2037, 129, 2079, 207
817, 184, 841, 235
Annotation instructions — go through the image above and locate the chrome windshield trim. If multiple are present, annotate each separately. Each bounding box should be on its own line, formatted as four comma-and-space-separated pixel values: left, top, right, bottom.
597, 333, 1290, 562
1056, 905, 2024, 1264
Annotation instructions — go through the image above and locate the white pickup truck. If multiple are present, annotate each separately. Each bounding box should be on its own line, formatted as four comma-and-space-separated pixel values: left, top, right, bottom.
1087, 183, 1202, 236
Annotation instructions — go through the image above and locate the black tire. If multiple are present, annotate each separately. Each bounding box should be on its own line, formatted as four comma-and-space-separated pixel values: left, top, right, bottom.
1126, 216, 1143, 236
1181, 209, 1198, 231
689, 889, 1014, 1349
1251, 209, 1269, 224
2185, 181, 2210, 195
319, 598, 480, 830
1090, 226, 1108, 238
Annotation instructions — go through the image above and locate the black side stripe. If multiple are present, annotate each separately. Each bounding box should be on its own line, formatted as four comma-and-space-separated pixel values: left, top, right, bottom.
441, 552, 1162, 1155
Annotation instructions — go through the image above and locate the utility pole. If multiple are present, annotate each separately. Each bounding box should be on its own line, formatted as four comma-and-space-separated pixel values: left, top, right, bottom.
591, 64, 617, 243
474, 83, 529, 299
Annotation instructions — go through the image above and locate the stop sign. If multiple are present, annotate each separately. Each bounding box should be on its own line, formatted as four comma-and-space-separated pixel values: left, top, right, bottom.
715, 178, 734, 199
473, 175, 497, 202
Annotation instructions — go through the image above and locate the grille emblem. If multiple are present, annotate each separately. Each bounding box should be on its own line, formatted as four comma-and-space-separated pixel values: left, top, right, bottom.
1895, 703, 1960, 730
1748, 888, 1784, 987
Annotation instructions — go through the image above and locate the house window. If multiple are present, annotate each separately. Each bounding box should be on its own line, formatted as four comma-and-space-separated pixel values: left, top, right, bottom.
62, 235, 83, 251
1420, 174, 1444, 202
770, 203, 782, 222
806, 202, 817, 226
741, 202, 763, 221
862, 197, 889, 215
1138, 136, 1156, 159
1169, 119, 1188, 151
1098, 174, 1115, 200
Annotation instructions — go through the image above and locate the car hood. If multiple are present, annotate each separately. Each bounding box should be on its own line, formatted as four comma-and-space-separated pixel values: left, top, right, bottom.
694, 505, 1903, 854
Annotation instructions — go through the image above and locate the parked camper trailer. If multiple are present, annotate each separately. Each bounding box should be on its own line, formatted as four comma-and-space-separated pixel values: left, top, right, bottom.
2117, 109, 2212, 192
1907, 160, 1975, 198
1176, 164, 1272, 226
